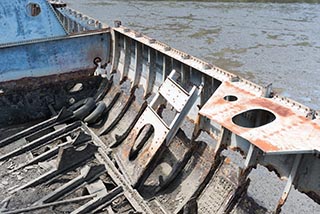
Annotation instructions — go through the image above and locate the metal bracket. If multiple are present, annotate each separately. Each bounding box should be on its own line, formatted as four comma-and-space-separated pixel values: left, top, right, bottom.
275, 154, 302, 213
115, 70, 202, 187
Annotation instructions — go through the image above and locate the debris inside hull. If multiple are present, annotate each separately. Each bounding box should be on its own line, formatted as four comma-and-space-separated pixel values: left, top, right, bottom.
0, 0, 319, 213
0, 77, 260, 214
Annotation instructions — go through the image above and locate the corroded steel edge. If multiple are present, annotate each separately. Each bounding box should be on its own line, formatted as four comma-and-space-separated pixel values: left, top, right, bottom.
112, 26, 319, 118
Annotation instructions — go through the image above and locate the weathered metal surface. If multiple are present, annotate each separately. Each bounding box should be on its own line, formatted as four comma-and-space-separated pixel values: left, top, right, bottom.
0, 71, 102, 128
55, 7, 108, 33
0, 32, 110, 82
197, 159, 242, 214
111, 25, 320, 122
115, 72, 201, 187
199, 81, 320, 154
0, 0, 67, 45
108, 24, 320, 210
0, 117, 152, 213
0, 1, 319, 212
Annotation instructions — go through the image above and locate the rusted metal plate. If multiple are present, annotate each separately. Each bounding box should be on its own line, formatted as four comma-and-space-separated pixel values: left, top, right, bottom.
199, 81, 320, 154
115, 106, 169, 186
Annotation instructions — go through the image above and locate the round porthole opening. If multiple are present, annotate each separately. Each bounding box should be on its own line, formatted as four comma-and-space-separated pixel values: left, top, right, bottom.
26, 3, 41, 17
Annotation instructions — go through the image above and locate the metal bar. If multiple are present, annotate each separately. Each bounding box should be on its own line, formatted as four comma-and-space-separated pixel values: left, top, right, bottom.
244, 144, 259, 169
131, 41, 143, 89
0, 121, 81, 162
111, 30, 120, 73
11, 143, 98, 193
99, 94, 135, 136
166, 85, 201, 145
121, 36, 131, 81
181, 63, 190, 88
275, 154, 303, 213
0, 117, 56, 148
9, 136, 75, 173
2, 194, 96, 214
10, 130, 91, 173
162, 55, 172, 83
71, 186, 123, 214
144, 47, 156, 98
37, 165, 106, 204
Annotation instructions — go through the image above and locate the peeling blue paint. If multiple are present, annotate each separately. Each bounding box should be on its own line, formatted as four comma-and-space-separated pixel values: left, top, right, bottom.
0, 33, 110, 82
0, 0, 67, 45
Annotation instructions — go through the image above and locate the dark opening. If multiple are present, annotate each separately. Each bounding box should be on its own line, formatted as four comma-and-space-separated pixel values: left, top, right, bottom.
224, 95, 238, 102
129, 124, 154, 161
27, 3, 41, 17
232, 109, 276, 128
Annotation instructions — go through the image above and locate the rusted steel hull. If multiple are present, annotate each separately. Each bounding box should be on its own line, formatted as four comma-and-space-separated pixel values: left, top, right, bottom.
0, 0, 319, 213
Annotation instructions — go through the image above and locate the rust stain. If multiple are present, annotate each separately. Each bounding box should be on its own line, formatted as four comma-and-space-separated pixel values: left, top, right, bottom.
249, 98, 294, 117
224, 157, 231, 164
252, 138, 280, 152
298, 115, 320, 131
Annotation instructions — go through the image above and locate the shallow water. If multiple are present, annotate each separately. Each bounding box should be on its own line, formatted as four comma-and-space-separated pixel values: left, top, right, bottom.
67, 0, 320, 111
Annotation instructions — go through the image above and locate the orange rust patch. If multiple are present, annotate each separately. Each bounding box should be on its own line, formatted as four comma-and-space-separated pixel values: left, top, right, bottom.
249, 98, 294, 117
252, 139, 280, 152
224, 157, 231, 164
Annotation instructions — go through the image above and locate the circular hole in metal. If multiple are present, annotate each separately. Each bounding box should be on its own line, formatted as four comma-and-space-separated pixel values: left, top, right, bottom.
26, 3, 41, 17
224, 95, 238, 102
232, 109, 276, 128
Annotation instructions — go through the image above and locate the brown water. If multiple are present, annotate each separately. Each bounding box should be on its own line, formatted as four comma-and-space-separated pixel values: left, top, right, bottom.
65, 1, 320, 213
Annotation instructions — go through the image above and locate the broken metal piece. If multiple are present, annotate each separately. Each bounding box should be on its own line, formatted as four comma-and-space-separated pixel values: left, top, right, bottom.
56, 143, 98, 170
11, 143, 98, 193
275, 154, 303, 214
10, 130, 91, 173
71, 186, 124, 214
2, 194, 96, 214
0, 107, 73, 148
0, 121, 81, 162
36, 164, 106, 204
86, 180, 108, 196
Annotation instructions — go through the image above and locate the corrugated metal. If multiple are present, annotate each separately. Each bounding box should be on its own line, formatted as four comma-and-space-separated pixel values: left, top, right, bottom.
0, 0, 67, 45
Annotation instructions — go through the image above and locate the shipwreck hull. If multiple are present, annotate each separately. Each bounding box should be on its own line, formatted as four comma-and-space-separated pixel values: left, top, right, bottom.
0, 0, 319, 213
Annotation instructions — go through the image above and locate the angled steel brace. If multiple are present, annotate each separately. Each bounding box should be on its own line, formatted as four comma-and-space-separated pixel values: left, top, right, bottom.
115, 69, 202, 187
275, 154, 303, 213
